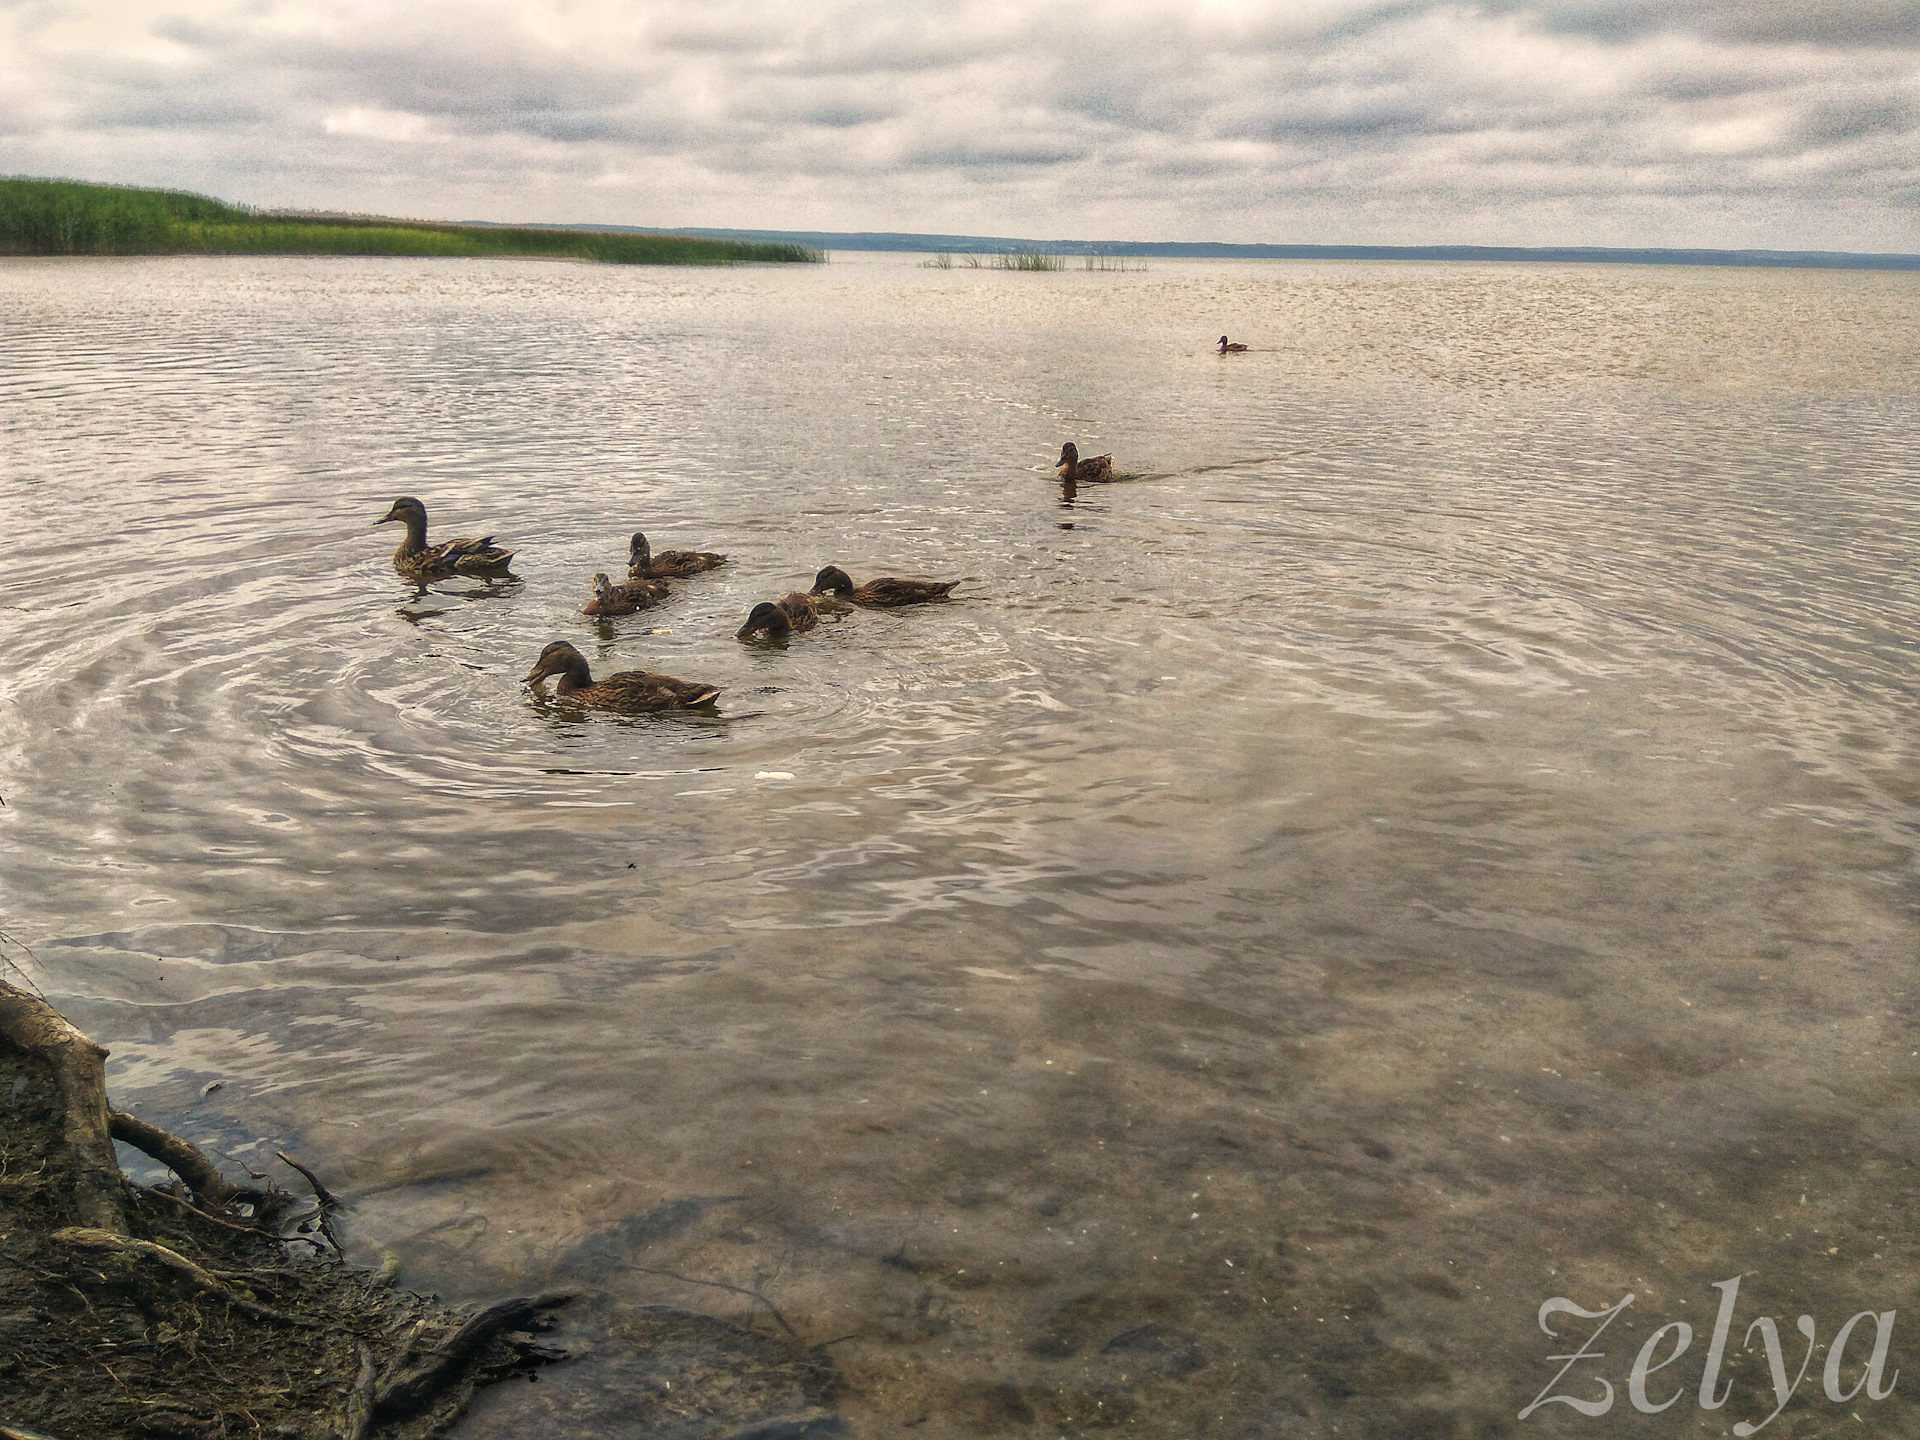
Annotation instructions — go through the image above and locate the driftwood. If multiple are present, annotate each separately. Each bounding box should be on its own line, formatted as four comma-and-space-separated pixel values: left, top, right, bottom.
277, 1147, 346, 1254
374, 1292, 575, 1420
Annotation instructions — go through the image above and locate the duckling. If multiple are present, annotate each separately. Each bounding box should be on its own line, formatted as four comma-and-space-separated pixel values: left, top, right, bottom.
523, 641, 722, 712
582, 571, 670, 617
810, 565, 959, 608
736, 592, 823, 640
629, 531, 726, 580
1055, 442, 1113, 484
377, 497, 515, 580
1217, 335, 1248, 353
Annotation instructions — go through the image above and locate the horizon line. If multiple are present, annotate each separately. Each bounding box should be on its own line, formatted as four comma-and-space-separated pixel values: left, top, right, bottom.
454, 221, 1920, 272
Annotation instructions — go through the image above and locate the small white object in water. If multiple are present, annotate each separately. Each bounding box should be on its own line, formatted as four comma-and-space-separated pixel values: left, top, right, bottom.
960, 966, 1021, 980
756, 771, 796, 780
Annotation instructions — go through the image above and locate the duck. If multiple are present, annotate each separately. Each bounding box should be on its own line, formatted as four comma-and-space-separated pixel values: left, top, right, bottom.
1055, 443, 1113, 484
629, 531, 726, 580
1217, 335, 1248, 353
377, 497, 516, 581
809, 565, 959, 607
582, 571, 670, 617
523, 641, 722, 712
736, 593, 824, 640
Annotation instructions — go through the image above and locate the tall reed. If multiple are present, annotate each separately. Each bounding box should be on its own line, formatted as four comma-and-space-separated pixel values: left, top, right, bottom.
0, 178, 822, 265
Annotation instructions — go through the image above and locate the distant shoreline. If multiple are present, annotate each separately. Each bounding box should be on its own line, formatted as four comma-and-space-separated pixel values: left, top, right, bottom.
0, 178, 822, 266
476, 222, 1920, 273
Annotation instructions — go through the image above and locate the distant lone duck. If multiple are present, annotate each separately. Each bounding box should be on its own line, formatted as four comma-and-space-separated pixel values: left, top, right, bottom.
523, 641, 722, 712
1055, 443, 1113, 484
736, 593, 825, 640
582, 571, 669, 617
629, 531, 726, 580
1217, 335, 1248, 353
377, 497, 516, 581
810, 565, 959, 608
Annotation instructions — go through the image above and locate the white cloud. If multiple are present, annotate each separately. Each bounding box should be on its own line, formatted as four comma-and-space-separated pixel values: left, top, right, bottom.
322, 107, 435, 143
0, 0, 1914, 248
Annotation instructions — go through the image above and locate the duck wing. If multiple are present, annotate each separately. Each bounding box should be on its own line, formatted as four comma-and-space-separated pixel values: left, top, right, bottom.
775, 593, 820, 631
584, 578, 668, 616
854, 577, 960, 606
433, 535, 517, 576
644, 549, 727, 578
586, 670, 725, 711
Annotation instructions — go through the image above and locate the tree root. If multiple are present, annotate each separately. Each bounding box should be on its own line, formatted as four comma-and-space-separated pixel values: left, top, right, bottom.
1, 978, 577, 1438
108, 1109, 268, 1213
344, 1342, 379, 1440
51, 1226, 321, 1327
0, 982, 123, 1233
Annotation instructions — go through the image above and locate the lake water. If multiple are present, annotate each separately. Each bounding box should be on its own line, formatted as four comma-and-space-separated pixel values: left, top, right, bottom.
2, 252, 1917, 1438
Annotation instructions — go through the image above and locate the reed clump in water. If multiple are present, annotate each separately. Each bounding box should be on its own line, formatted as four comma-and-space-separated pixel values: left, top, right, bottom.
0, 177, 823, 264
924, 250, 1065, 271
996, 251, 1064, 271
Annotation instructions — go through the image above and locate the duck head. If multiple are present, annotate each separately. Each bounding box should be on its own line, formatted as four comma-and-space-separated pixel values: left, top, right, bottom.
810, 565, 854, 597
591, 572, 618, 601
1056, 443, 1079, 469
628, 532, 652, 570
525, 640, 593, 689
378, 496, 427, 529
736, 601, 793, 640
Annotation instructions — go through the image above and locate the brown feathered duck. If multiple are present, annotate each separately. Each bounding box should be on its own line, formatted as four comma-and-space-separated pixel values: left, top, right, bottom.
524, 641, 722, 712
809, 565, 959, 607
582, 571, 670, 617
1217, 335, 1248, 353
629, 531, 726, 580
736, 592, 825, 640
1055, 443, 1113, 484
377, 497, 516, 581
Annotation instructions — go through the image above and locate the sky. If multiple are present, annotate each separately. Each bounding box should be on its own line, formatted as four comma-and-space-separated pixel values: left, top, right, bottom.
2, 0, 1916, 250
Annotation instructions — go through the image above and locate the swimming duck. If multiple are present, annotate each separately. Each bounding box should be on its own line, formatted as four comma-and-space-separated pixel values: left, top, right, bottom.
1055, 443, 1113, 484
582, 571, 670, 617
629, 531, 726, 580
736, 592, 824, 640
523, 641, 722, 712
1217, 335, 1248, 353
377, 497, 516, 581
810, 565, 959, 607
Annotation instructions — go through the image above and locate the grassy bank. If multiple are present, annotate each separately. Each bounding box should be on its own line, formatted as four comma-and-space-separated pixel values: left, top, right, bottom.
0, 177, 823, 264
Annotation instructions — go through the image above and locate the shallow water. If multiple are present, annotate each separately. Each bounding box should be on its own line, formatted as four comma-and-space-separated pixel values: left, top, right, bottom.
2, 252, 1918, 1437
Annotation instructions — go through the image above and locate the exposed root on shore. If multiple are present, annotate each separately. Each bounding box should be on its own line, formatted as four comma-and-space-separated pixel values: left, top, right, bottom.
0, 978, 572, 1440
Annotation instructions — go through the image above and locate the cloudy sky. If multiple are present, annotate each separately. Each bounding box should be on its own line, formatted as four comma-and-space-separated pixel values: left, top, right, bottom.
3, 0, 1916, 249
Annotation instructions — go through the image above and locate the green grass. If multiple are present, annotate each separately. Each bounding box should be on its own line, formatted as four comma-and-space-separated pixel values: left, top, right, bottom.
0, 177, 822, 265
